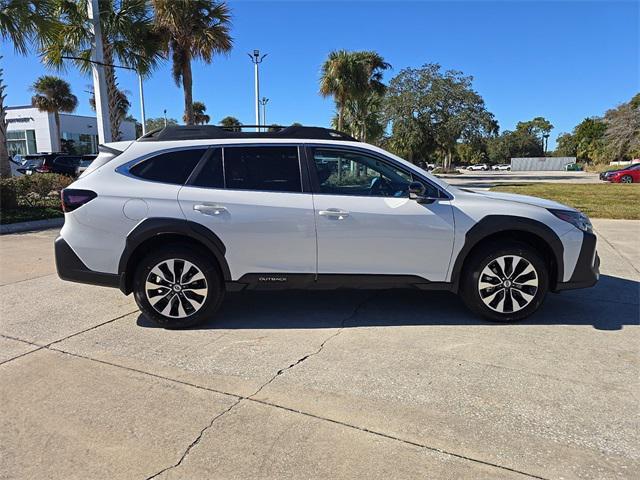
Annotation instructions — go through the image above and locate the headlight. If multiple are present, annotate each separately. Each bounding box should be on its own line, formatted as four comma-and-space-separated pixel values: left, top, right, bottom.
549, 209, 593, 233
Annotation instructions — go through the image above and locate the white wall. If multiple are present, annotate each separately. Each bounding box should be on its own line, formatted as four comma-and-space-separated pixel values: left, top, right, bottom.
6, 106, 55, 153
6, 106, 137, 155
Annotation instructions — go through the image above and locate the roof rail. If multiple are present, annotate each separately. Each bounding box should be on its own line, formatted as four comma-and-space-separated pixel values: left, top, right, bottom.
138, 124, 358, 142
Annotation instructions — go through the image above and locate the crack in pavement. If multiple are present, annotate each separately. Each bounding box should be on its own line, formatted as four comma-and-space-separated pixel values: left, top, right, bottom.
145, 293, 374, 480
0, 309, 139, 366
3, 295, 550, 480
249, 398, 549, 480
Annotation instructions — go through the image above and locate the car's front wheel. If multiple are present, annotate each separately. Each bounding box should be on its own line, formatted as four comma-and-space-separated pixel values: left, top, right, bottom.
133, 245, 224, 329
461, 242, 548, 322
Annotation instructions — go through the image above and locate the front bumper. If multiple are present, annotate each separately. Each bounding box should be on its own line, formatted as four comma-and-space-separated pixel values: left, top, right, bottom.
554, 231, 599, 291
55, 236, 120, 288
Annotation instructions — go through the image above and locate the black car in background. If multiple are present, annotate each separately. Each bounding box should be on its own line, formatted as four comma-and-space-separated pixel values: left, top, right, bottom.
17, 153, 95, 177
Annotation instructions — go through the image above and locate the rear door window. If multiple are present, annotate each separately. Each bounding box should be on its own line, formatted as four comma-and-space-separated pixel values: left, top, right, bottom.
129, 148, 205, 184
223, 146, 302, 192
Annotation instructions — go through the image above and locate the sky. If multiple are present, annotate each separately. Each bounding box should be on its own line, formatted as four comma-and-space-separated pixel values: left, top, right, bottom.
2, 0, 638, 148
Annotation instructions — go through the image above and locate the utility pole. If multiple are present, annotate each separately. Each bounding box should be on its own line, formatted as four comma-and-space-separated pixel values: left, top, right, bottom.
248, 50, 267, 131
138, 74, 146, 135
163, 109, 167, 127
87, 0, 112, 144
260, 97, 269, 129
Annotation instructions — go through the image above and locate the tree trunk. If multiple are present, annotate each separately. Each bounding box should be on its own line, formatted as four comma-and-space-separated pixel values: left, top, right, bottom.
0, 78, 10, 177
54, 111, 61, 152
103, 44, 122, 141
182, 58, 194, 125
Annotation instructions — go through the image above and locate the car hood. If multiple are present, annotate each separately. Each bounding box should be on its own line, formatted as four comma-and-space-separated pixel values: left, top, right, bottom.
461, 188, 577, 212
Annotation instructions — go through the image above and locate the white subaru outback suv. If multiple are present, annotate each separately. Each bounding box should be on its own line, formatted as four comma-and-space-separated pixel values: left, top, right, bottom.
55, 125, 599, 328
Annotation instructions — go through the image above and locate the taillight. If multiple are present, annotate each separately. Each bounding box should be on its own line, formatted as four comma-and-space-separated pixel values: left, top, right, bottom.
36, 165, 51, 173
61, 189, 97, 212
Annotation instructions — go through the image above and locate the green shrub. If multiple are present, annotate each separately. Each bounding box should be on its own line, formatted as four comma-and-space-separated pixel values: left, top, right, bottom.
1, 174, 72, 210
0, 178, 18, 210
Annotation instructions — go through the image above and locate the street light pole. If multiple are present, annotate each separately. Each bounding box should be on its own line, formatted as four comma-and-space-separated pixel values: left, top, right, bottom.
138, 74, 146, 135
260, 97, 269, 129
248, 50, 267, 131
87, 0, 112, 145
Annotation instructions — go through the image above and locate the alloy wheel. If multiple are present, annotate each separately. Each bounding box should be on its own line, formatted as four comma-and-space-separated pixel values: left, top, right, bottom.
478, 255, 538, 314
145, 258, 208, 318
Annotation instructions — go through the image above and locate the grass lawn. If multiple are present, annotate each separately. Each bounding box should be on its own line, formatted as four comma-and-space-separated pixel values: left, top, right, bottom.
491, 183, 640, 220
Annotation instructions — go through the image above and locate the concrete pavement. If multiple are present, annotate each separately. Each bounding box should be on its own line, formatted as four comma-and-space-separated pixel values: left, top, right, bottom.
1, 221, 638, 479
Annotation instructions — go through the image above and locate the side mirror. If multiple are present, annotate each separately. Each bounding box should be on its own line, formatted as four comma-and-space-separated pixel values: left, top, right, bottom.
408, 181, 426, 199
408, 181, 439, 204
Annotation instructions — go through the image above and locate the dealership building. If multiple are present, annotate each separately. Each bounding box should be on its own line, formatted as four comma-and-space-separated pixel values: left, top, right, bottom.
6, 105, 136, 156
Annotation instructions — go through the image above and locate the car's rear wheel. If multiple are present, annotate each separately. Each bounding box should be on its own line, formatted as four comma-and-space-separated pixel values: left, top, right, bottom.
133, 245, 224, 329
461, 242, 548, 322
620, 175, 633, 183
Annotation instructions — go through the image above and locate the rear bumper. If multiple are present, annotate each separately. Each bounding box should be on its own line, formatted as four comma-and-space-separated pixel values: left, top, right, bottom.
554, 231, 599, 292
55, 236, 120, 289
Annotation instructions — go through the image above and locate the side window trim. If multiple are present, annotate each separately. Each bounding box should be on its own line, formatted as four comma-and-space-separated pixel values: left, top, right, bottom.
304, 144, 452, 200
116, 146, 209, 185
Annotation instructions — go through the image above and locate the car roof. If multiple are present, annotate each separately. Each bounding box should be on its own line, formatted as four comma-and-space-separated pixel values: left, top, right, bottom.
138, 125, 357, 142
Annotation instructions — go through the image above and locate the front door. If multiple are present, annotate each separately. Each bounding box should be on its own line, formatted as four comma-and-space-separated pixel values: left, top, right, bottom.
308, 147, 455, 282
179, 145, 316, 280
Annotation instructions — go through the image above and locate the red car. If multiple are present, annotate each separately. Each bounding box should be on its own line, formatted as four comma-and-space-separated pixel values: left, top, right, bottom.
601, 163, 640, 183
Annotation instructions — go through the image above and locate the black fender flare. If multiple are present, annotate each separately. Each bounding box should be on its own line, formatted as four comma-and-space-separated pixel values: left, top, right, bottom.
118, 218, 231, 293
449, 215, 565, 289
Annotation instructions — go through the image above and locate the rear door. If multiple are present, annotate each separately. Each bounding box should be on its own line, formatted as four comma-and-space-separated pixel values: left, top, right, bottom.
178, 145, 316, 280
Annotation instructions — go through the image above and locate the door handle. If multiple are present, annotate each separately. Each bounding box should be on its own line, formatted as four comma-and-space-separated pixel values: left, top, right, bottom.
318, 208, 350, 219
194, 204, 228, 216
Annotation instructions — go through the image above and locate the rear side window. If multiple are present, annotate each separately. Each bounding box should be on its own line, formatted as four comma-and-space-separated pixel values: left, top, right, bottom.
130, 149, 205, 184
191, 148, 224, 188
223, 146, 301, 192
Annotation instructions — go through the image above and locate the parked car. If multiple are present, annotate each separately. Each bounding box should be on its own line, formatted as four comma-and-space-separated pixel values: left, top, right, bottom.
492, 164, 511, 171
467, 163, 489, 171
55, 125, 599, 328
17, 153, 76, 175
564, 163, 583, 171
600, 163, 640, 183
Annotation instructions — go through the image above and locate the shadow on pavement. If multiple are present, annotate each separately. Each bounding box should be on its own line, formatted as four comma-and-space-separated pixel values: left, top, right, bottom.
137, 274, 639, 332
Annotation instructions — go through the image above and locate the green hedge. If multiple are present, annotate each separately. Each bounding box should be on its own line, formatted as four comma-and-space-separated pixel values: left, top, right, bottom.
0, 174, 74, 224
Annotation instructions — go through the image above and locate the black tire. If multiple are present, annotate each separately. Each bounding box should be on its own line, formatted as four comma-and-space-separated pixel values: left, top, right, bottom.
621, 175, 633, 184
460, 241, 548, 322
133, 244, 224, 329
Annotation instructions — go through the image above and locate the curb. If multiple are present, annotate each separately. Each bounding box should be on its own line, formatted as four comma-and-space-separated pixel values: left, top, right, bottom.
0, 217, 64, 235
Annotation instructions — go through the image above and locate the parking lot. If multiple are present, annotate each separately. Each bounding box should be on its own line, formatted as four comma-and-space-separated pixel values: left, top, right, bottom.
1, 220, 638, 480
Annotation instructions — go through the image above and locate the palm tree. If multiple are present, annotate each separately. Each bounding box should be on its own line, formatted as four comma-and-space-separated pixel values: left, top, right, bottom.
187, 101, 210, 125
154, 0, 232, 125
321, 50, 390, 141
31, 76, 78, 152
350, 51, 390, 142
42, 0, 162, 140
1, 0, 57, 177
319, 50, 361, 132
219, 115, 241, 131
